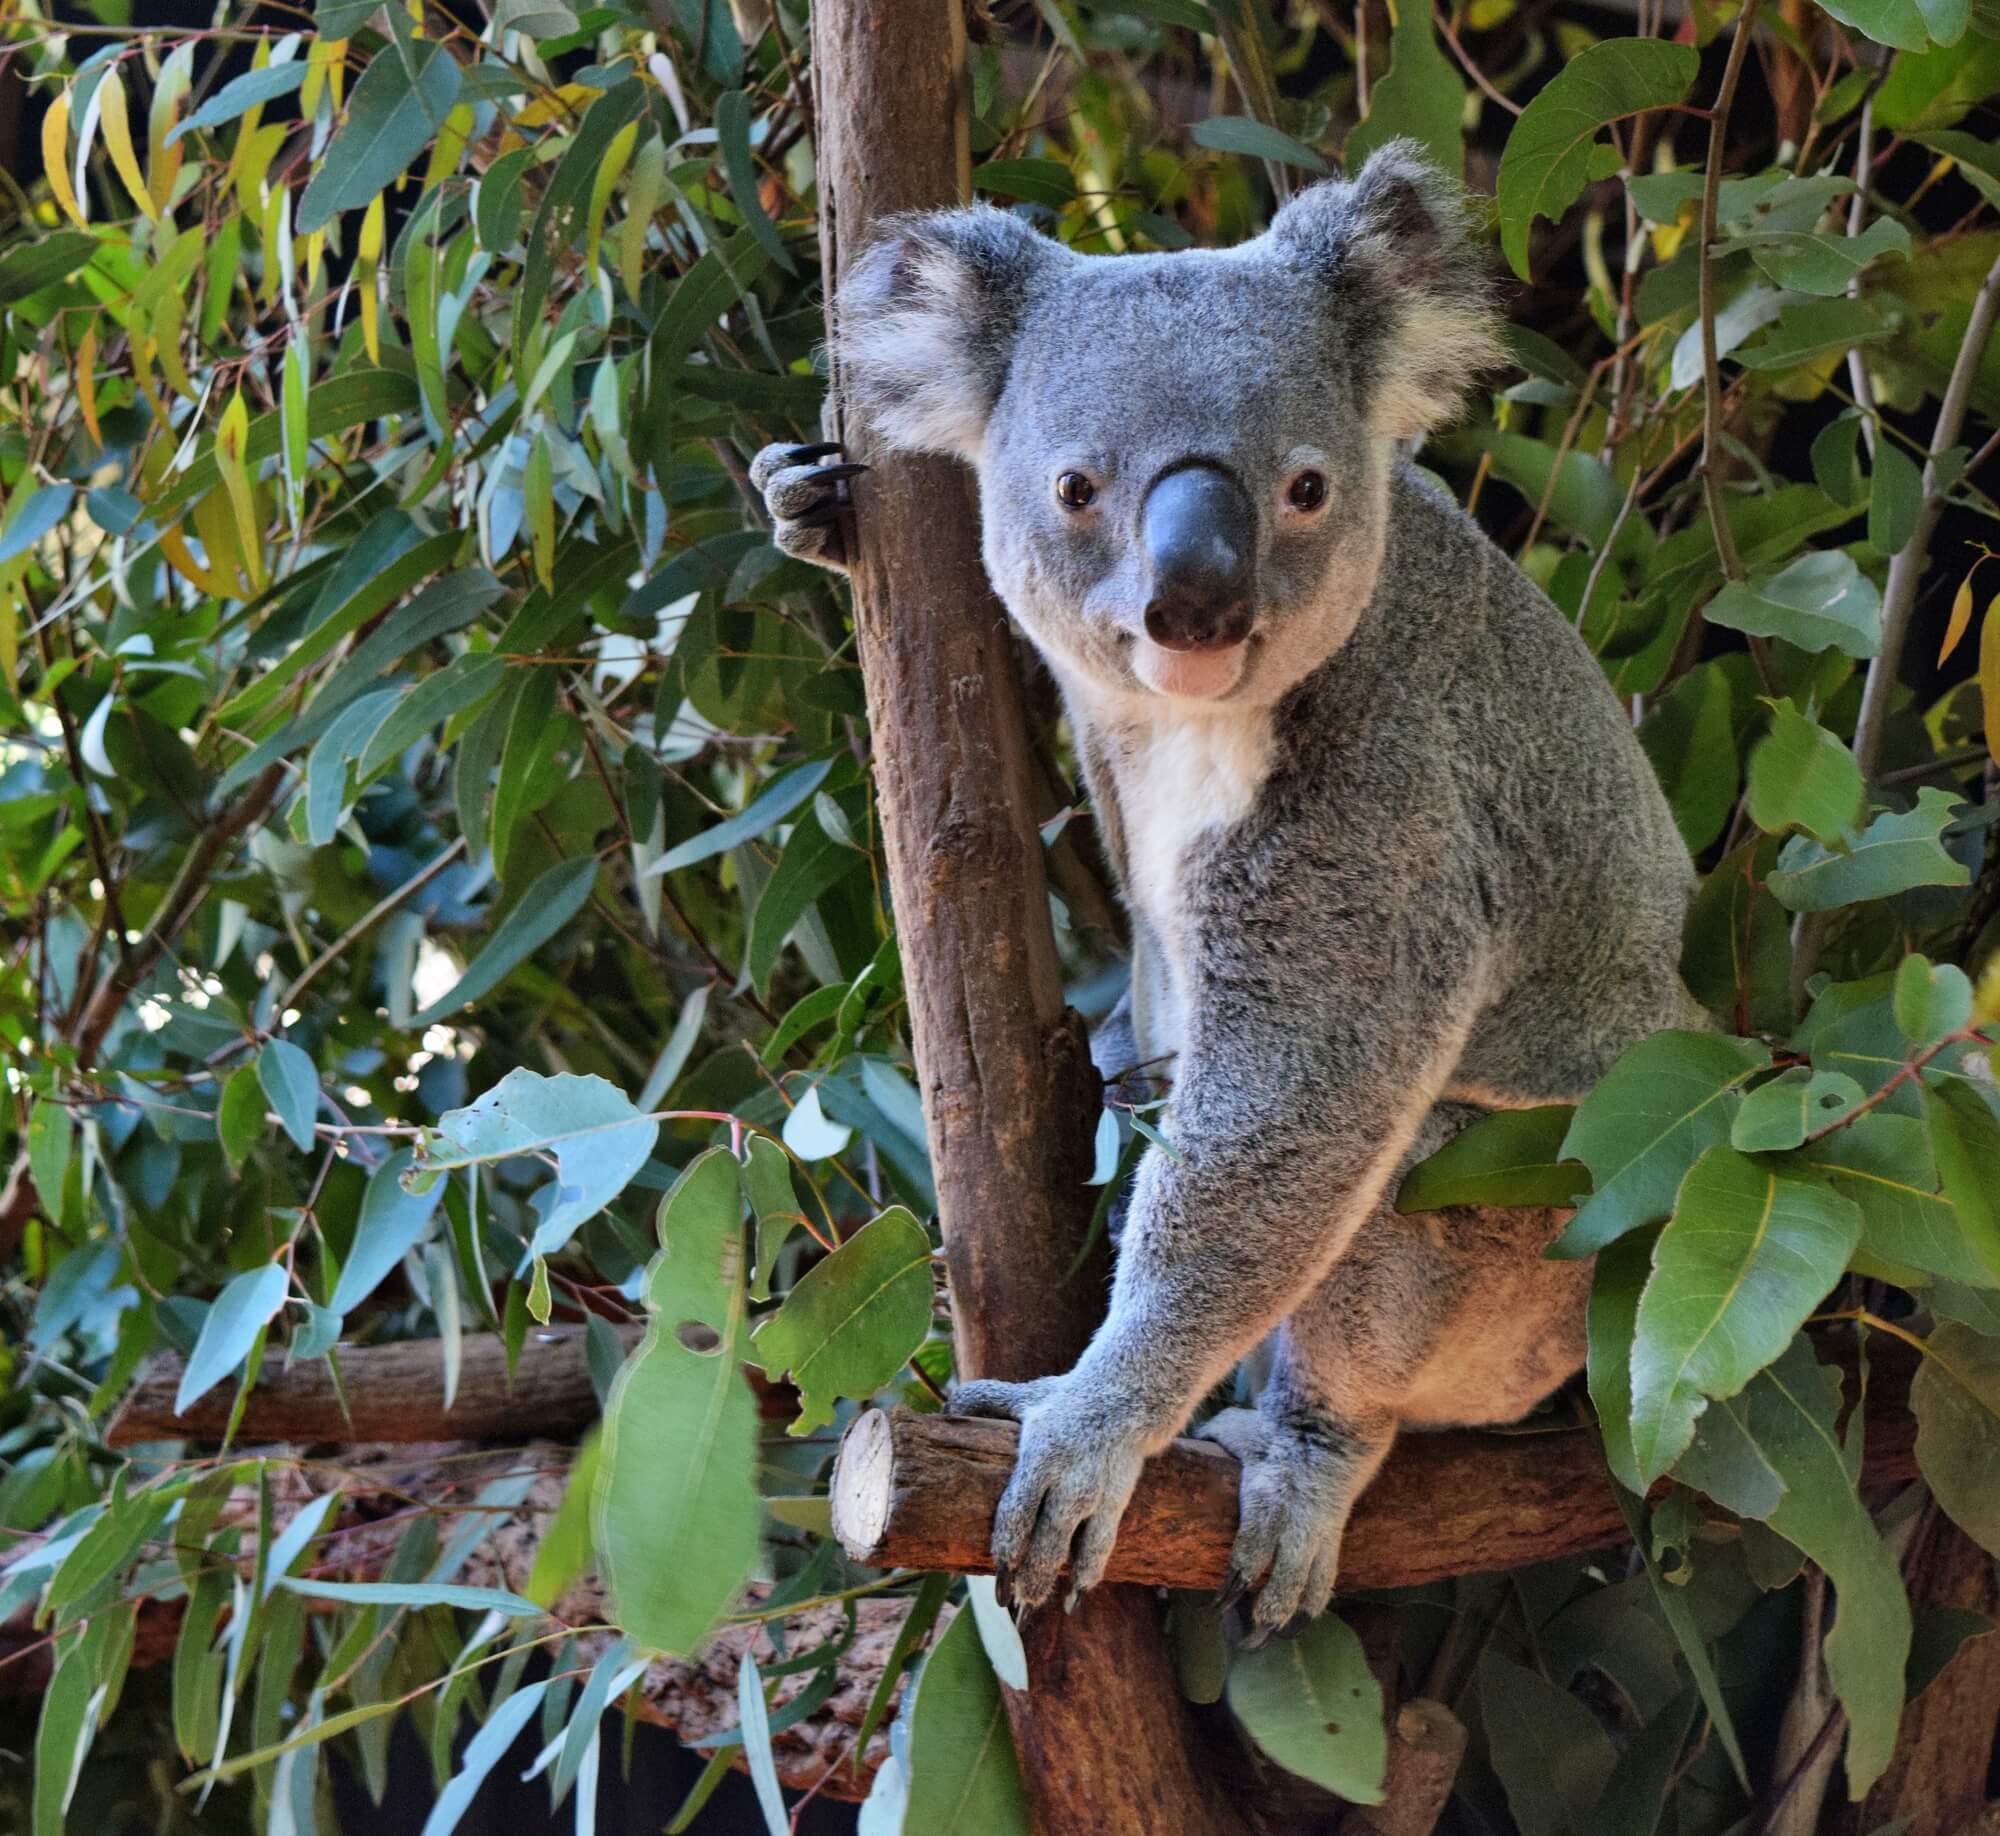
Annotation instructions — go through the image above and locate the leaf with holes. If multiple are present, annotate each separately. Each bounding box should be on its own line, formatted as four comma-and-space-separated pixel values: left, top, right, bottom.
1230, 1612, 1387, 1801
751, 1207, 932, 1434
1767, 788, 1970, 912
1496, 40, 1698, 279
595, 1148, 758, 1655
423, 1068, 658, 1261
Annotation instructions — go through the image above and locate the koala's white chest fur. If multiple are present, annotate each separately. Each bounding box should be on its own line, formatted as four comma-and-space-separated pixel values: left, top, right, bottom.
1101, 706, 1274, 1063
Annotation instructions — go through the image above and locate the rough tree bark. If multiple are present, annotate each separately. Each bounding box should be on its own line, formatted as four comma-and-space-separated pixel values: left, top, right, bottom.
808, 3, 1248, 1829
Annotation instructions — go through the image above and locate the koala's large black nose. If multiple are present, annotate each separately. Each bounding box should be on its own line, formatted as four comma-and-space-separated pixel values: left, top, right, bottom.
1141, 465, 1256, 653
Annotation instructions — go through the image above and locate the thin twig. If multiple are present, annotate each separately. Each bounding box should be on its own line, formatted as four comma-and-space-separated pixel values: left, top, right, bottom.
1697, 0, 1766, 585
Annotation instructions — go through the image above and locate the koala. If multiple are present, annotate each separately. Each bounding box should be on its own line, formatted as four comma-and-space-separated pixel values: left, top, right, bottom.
753, 142, 1706, 1640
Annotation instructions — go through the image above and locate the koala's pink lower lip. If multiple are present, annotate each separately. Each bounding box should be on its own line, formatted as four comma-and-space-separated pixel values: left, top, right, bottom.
1136, 637, 1248, 700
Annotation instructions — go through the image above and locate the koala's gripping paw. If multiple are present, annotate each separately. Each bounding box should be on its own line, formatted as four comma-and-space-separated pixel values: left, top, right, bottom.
750, 441, 866, 571
1198, 1406, 1357, 1643
951, 1375, 1149, 1613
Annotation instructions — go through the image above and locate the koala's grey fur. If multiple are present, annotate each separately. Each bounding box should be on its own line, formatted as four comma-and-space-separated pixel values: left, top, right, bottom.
755, 143, 1704, 1638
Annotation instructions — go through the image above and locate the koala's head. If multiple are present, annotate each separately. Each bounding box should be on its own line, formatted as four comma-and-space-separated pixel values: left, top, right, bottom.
837, 142, 1502, 712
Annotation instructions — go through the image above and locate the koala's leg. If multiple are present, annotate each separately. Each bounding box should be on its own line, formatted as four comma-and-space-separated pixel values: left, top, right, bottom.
748, 442, 867, 570
1196, 1197, 1441, 1642
1202, 1104, 1590, 1638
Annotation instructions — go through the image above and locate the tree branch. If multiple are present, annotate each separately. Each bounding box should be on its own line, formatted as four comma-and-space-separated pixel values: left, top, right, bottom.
831, 1340, 1920, 1592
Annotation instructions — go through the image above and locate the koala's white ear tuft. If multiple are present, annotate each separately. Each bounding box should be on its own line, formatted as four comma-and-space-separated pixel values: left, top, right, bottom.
837, 208, 1069, 459
1271, 142, 1506, 441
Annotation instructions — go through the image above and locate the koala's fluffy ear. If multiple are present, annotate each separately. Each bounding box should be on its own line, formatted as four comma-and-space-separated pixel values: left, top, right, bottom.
1270, 142, 1505, 441
837, 208, 1069, 458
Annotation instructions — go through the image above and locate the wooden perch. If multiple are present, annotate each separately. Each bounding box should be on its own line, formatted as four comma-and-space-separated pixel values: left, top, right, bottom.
832, 1340, 1920, 1591
106, 1322, 645, 1447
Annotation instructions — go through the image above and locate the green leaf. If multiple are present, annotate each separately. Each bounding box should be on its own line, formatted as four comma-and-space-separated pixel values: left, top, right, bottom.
1478, 431, 1627, 551
328, 1149, 443, 1314
409, 856, 598, 1026
420, 1681, 549, 1836
1911, 1322, 2000, 1557
1396, 1105, 1588, 1210
1227, 1612, 1386, 1801
1189, 115, 1331, 172
0, 487, 73, 567
596, 1148, 760, 1655
424, 1068, 658, 1260
736, 1651, 788, 1836
1626, 1146, 1861, 1484
1869, 438, 1924, 555
276, 1577, 547, 1616
168, 62, 306, 143
1805, 1113, 1991, 1287
217, 1065, 264, 1173
1736, 297, 1887, 371
1746, 698, 1864, 843
743, 1133, 802, 1302
176, 1265, 287, 1415
1345, 0, 1465, 175
1738, 218, 1910, 295
296, 42, 465, 234
1587, 1230, 1654, 1493
1496, 40, 1699, 280
1479, 1650, 1618, 1836
715, 89, 795, 274
1675, 1338, 1911, 1798
1730, 1067, 1866, 1151
1552, 1031, 1771, 1258
1767, 787, 1971, 912
652, 758, 835, 875
752, 1207, 933, 1434
527, 1429, 601, 1608
973, 158, 1081, 208
1816, 0, 1934, 51
1924, 1081, 2000, 1282
26, 1098, 71, 1216
34, 1627, 101, 1836
901, 1608, 1031, 1834
1704, 552, 1883, 659
0, 233, 99, 312
746, 804, 868, 992
1893, 953, 1974, 1047
1912, 130, 2000, 210
257, 1040, 318, 1154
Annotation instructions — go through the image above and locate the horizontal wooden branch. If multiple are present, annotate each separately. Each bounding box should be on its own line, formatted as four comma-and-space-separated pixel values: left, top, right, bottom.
106, 1322, 646, 1447
832, 1341, 1920, 1592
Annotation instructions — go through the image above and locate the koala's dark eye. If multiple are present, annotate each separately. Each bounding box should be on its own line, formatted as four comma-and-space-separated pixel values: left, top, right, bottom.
1055, 471, 1096, 511
1287, 471, 1328, 512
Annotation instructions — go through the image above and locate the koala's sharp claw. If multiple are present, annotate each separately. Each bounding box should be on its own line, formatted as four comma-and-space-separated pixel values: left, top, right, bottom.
993, 1561, 1013, 1610
804, 461, 870, 485
1216, 1568, 1249, 1615
1240, 1620, 1273, 1652
783, 441, 845, 465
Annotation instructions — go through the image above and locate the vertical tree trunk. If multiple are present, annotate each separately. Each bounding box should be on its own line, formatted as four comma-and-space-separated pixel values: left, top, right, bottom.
808, 5, 1249, 1830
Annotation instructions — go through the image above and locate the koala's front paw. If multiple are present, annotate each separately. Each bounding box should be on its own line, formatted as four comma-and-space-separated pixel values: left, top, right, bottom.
1197, 1406, 1359, 1643
749, 441, 867, 570
951, 1375, 1148, 1612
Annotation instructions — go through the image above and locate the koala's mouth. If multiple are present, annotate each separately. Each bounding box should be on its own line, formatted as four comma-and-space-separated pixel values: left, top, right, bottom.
1133, 631, 1256, 702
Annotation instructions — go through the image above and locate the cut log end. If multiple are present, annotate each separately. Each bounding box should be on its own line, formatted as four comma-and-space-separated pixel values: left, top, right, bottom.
833, 1407, 897, 1557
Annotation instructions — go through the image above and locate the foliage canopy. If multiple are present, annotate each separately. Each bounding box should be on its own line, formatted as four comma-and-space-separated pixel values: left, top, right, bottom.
2, 0, 1999, 1826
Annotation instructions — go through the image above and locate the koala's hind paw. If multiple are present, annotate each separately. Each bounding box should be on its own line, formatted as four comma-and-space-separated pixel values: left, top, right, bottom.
750, 441, 866, 571
951, 1376, 1147, 1614
1197, 1406, 1363, 1644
